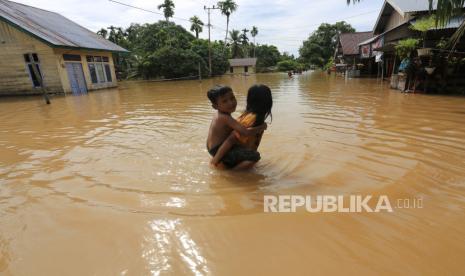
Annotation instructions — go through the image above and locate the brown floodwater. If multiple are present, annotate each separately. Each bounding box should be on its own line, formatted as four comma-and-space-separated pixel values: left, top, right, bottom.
1, 72, 465, 275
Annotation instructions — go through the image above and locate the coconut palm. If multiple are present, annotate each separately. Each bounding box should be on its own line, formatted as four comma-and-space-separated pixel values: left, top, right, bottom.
158, 0, 175, 22
251, 26, 258, 57
189, 16, 204, 39
229, 29, 241, 58
217, 0, 238, 44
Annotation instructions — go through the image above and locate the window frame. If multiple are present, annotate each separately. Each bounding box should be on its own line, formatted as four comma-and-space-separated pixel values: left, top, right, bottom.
86, 55, 113, 84
24, 53, 42, 88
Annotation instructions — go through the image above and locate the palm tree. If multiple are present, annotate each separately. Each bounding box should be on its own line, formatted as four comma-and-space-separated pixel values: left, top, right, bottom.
158, 0, 175, 22
251, 26, 258, 57
189, 16, 204, 39
217, 0, 238, 44
229, 29, 241, 58
431, 0, 465, 50
240, 28, 249, 57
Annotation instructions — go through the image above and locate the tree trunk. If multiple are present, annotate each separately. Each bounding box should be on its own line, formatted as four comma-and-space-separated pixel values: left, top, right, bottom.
225, 16, 229, 44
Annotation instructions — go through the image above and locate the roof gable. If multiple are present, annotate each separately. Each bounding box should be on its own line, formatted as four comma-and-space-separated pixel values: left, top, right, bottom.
338, 32, 373, 55
373, 0, 438, 34
0, 0, 128, 52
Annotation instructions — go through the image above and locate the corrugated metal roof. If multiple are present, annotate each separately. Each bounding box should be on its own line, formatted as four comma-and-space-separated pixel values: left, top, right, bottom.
229, 58, 257, 67
339, 32, 373, 55
0, 0, 128, 52
388, 0, 436, 14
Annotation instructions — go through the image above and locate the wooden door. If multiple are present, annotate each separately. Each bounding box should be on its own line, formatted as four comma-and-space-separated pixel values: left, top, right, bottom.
66, 63, 88, 94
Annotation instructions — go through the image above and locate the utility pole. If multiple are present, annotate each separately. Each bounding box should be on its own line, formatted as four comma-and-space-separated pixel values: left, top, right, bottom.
204, 5, 219, 77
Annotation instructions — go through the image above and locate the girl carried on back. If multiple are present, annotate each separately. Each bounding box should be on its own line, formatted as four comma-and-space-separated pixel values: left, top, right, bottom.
211, 84, 273, 169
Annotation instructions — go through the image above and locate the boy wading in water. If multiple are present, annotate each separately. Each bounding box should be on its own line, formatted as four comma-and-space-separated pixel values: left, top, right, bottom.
206, 85, 267, 170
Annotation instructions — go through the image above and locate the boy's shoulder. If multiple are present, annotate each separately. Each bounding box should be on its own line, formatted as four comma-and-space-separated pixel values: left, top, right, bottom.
216, 112, 232, 122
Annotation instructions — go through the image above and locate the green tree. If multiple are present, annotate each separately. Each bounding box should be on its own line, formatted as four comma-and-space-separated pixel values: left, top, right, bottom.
240, 28, 249, 57
97, 28, 108, 39
217, 0, 238, 44
251, 26, 258, 57
189, 16, 204, 39
158, 0, 175, 22
229, 29, 242, 58
299, 21, 355, 67
255, 44, 281, 71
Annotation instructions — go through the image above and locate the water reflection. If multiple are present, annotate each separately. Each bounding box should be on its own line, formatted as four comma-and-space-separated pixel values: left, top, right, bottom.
143, 219, 209, 276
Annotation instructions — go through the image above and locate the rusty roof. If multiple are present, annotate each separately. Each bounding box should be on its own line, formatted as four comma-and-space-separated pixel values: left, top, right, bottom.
0, 0, 128, 52
338, 32, 373, 55
229, 58, 257, 67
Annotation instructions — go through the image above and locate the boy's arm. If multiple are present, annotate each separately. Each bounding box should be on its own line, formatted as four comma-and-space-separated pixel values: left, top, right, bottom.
224, 115, 267, 136
211, 132, 237, 166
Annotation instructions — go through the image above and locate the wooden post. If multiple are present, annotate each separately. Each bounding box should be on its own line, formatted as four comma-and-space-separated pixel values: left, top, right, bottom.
29, 53, 50, 104
198, 62, 202, 82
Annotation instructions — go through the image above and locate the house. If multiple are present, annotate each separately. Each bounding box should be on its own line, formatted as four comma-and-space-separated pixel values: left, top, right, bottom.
0, 0, 128, 96
228, 58, 257, 75
334, 31, 373, 74
358, 0, 465, 78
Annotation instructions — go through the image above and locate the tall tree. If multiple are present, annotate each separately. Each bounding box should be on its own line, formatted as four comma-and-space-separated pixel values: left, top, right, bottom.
229, 29, 241, 58
251, 26, 258, 57
158, 0, 175, 22
217, 0, 238, 44
189, 16, 204, 39
299, 21, 355, 67
240, 28, 249, 57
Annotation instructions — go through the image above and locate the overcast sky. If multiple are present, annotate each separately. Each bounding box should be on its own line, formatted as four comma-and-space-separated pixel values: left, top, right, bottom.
13, 0, 385, 55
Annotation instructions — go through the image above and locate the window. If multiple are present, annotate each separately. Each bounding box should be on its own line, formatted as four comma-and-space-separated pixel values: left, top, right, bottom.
86, 55, 112, 84
24, 53, 42, 87
63, 54, 81, 61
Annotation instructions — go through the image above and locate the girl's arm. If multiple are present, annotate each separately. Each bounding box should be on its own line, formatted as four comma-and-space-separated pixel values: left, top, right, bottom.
225, 116, 267, 136
211, 132, 237, 166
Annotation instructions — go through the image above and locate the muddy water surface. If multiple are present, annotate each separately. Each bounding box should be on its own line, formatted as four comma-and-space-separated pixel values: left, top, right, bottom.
1, 72, 465, 275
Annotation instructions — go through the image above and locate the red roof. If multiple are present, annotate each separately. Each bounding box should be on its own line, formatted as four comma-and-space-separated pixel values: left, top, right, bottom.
339, 32, 373, 55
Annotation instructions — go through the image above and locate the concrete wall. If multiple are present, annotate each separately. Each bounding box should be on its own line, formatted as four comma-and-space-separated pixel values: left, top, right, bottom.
0, 20, 63, 95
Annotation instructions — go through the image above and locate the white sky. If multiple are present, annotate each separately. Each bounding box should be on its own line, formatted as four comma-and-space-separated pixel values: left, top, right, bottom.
13, 0, 385, 55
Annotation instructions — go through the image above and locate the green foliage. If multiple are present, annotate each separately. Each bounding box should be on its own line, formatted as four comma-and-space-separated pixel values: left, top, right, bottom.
255, 44, 281, 71
323, 57, 334, 70
395, 38, 420, 58
299, 21, 355, 68
277, 60, 299, 71
100, 21, 230, 79
410, 15, 436, 33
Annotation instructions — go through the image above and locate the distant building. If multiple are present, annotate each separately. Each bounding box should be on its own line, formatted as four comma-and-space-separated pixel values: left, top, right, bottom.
0, 0, 128, 96
228, 58, 257, 75
334, 31, 373, 71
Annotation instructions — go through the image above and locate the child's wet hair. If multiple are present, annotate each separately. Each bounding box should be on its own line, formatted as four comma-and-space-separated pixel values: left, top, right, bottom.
207, 85, 233, 104
246, 84, 273, 125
